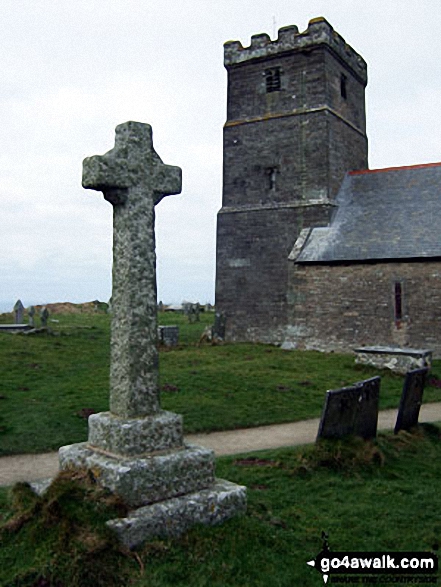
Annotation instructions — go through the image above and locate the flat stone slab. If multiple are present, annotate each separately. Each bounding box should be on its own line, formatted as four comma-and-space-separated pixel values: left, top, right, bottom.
0, 324, 33, 332
59, 442, 215, 508
88, 410, 183, 456
107, 479, 247, 548
354, 346, 432, 375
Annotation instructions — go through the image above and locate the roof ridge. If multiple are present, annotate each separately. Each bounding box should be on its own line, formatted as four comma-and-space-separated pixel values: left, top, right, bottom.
349, 161, 441, 176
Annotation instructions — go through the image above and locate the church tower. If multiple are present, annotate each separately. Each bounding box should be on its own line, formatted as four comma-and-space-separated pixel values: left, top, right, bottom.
215, 18, 368, 342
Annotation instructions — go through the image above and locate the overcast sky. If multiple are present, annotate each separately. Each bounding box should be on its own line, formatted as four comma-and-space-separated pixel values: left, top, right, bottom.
1, 0, 440, 310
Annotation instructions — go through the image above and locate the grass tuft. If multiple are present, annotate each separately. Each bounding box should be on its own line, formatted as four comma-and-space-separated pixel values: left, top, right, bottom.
1, 471, 134, 587
296, 437, 386, 474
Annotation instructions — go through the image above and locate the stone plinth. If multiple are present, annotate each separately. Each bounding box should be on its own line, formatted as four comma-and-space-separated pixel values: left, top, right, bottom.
87, 410, 183, 456
108, 480, 247, 549
354, 346, 432, 375
59, 442, 216, 508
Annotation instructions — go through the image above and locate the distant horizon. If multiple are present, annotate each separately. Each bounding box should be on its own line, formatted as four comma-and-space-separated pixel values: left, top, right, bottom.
0, 297, 214, 315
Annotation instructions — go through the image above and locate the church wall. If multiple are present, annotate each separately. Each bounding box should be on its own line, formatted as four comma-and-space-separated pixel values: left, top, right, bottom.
216, 204, 333, 342
286, 260, 441, 356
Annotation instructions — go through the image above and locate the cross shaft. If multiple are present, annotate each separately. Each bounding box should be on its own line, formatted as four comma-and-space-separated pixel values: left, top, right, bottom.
82, 121, 182, 418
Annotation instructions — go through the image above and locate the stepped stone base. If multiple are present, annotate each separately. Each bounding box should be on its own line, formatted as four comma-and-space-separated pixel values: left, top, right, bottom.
59, 441, 215, 508
58, 408, 247, 545
107, 479, 247, 549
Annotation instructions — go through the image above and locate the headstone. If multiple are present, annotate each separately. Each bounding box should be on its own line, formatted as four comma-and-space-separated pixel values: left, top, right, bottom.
40, 307, 49, 327
353, 376, 380, 440
317, 376, 380, 441
58, 122, 246, 547
212, 312, 227, 341
28, 306, 36, 327
317, 384, 361, 440
187, 302, 200, 323
394, 368, 428, 434
13, 299, 24, 324
158, 325, 179, 347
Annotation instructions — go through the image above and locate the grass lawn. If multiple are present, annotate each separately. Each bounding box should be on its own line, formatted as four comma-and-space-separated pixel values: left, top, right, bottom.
0, 309, 440, 456
1, 426, 440, 586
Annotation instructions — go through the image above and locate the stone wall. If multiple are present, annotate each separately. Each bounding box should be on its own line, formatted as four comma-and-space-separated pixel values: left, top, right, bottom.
216, 204, 333, 342
286, 260, 441, 356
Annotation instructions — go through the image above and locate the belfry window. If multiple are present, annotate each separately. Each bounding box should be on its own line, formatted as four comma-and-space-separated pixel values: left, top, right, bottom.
340, 74, 347, 99
266, 67, 281, 93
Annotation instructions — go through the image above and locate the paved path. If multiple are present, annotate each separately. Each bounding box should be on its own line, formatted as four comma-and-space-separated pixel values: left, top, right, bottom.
2, 402, 441, 487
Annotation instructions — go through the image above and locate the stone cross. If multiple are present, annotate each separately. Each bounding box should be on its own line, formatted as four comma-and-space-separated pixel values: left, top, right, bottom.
14, 299, 24, 324
82, 121, 182, 418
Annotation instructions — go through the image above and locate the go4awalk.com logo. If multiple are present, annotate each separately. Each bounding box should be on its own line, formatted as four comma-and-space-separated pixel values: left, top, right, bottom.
307, 534, 438, 584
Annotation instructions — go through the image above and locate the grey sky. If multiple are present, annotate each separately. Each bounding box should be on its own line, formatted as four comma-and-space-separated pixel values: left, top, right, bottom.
1, 0, 440, 310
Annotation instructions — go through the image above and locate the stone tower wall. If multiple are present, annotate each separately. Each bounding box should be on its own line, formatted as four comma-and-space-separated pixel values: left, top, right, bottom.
216, 18, 368, 342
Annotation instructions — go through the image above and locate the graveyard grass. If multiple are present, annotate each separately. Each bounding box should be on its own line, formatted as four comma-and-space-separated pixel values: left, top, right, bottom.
1, 308, 441, 585
1, 425, 441, 586
0, 308, 440, 456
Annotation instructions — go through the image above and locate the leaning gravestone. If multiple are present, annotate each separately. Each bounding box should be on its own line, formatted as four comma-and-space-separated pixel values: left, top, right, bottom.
14, 299, 24, 324
58, 122, 246, 548
394, 368, 428, 434
317, 376, 380, 441
317, 384, 361, 440
353, 377, 380, 440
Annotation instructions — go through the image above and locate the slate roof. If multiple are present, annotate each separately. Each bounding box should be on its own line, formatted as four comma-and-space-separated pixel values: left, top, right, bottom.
295, 162, 441, 263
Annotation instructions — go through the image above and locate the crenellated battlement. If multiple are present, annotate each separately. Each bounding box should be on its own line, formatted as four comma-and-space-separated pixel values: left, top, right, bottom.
224, 17, 367, 83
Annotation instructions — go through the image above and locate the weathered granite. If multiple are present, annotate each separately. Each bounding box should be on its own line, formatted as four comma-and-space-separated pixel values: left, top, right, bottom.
87, 410, 183, 456
355, 346, 432, 375
107, 480, 247, 549
59, 442, 215, 508
82, 121, 181, 419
